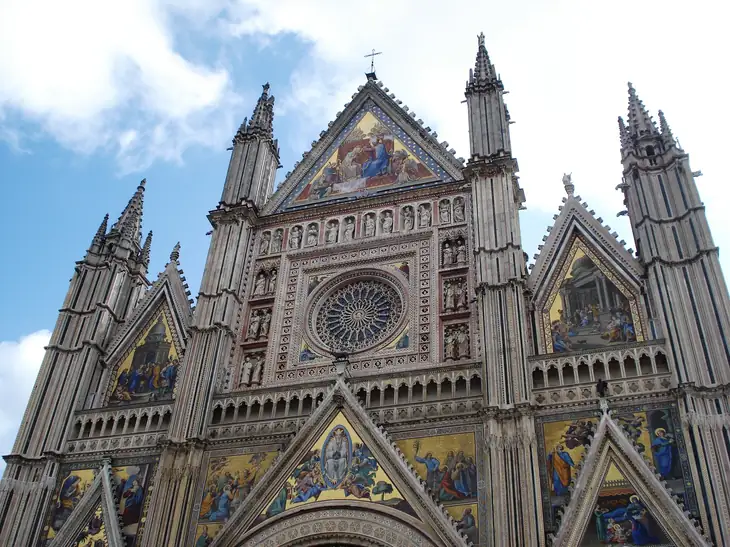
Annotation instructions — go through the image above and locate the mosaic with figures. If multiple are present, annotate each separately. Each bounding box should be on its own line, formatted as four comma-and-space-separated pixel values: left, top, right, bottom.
280, 102, 451, 211
544, 237, 644, 353
43, 463, 152, 546
250, 413, 412, 530
108, 309, 180, 405
537, 403, 698, 537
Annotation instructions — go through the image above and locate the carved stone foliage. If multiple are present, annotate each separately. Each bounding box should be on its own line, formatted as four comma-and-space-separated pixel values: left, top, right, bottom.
444, 324, 470, 361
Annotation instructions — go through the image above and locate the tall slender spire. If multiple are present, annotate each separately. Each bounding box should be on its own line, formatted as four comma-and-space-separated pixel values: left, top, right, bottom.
626, 83, 658, 137
89, 213, 109, 252
110, 178, 146, 245
169, 241, 181, 264
235, 83, 275, 142
657, 109, 676, 145
617, 116, 631, 150
139, 230, 153, 265
468, 33, 497, 87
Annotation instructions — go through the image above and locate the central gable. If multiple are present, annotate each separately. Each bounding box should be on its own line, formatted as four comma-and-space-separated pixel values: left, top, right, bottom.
275, 98, 456, 213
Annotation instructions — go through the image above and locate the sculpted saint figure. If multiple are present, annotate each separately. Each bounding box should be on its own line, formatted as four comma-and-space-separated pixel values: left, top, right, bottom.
271, 230, 283, 253
364, 215, 376, 237
344, 218, 355, 241
307, 225, 318, 246
456, 241, 467, 264
418, 204, 431, 228
453, 198, 465, 222
439, 201, 451, 224
289, 226, 302, 249
458, 281, 469, 309
267, 269, 277, 294
241, 356, 253, 386
253, 273, 266, 296
443, 242, 453, 265
381, 211, 393, 233
259, 309, 272, 338
444, 281, 456, 310
247, 311, 261, 340
326, 221, 338, 243
457, 326, 470, 358
402, 207, 414, 231
251, 355, 263, 385
259, 233, 270, 255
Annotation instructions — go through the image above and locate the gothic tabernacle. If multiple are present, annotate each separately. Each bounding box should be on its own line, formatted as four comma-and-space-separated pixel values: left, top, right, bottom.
2, 34, 729, 547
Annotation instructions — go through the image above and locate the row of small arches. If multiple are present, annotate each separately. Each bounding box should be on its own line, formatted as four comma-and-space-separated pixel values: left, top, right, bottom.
72, 409, 172, 439
210, 374, 483, 425
531, 352, 668, 389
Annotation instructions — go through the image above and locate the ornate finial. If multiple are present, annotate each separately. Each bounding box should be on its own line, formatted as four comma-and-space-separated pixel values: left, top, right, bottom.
140, 230, 153, 265
658, 109, 674, 142
170, 242, 181, 263
364, 48, 382, 80
470, 32, 495, 85
236, 83, 275, 143
562, 173, 574, 197
91, 213, 109, 249
139, 178, 146, 188
110, 179, 146, 244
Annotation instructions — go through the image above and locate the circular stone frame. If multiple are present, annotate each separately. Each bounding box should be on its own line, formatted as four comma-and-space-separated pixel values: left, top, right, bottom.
306, 269, 407, 356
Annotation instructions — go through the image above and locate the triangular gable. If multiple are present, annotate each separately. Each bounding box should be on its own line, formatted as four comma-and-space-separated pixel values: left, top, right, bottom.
102, 255, 191, 406
528, 196, 647, 354
209, 378, 469, 547
551, 405, 709, 547
49, 462, 124, 547
264, 79, 464, 214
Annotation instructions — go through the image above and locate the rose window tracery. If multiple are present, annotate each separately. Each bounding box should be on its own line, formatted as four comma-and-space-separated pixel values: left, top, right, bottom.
311, 274, 404, 354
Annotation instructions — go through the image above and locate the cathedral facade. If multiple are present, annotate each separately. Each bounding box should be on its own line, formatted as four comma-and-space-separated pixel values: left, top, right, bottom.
2, 35, 729, 547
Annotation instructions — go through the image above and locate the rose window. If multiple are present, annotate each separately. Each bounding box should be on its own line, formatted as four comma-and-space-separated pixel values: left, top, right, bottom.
311, 275, 404, 354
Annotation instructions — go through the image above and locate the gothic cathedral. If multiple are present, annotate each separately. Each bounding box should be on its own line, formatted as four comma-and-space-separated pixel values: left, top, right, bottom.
3, 35, 729, 547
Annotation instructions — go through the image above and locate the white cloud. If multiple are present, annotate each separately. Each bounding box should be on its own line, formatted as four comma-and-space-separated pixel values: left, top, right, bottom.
225, 0, 730, 269
0, 330, 51, 474
0, 0, 239, 171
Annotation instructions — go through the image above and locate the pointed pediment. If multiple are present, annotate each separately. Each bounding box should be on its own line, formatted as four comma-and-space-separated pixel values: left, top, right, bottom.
264, 79, 464, 214
552, 408, 709, 547
101, 250, 191, 406
49, 462, 124, 547
209, 379, 469, 547
528, 197, 647, 354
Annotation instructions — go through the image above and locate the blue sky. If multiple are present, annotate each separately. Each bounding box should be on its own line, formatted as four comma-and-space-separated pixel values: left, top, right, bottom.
0, 0, 727, 465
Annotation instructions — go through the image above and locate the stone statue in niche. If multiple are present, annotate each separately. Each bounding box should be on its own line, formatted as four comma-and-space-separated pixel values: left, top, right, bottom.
418, 203, 431, 228
289, 226, 302, 249
445, 324, 470, 360
271, 229, 283, 253
402, 206, 414, 231
439, 200, 451, 224
326, 220, 339, 243
381, 211, 393, 233
253, 272, 267, 296
251, 354, 264, 385
259, 232, 270, 255
442, 242, 454, 266
267, 269, 277, 294
458, 280, 469, 310
456, 239, 467, 264
307, 224, 319, 246
364, 214, 376, 237
260, 308, 272, 338
453, 197, 465, 222
241, 355, 254, 386
246, 310, 262, 340
344, 217, 355, 241
444, 280, 456, 311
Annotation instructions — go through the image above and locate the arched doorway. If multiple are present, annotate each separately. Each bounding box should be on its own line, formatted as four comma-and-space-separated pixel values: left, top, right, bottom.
235, 500, 442, 547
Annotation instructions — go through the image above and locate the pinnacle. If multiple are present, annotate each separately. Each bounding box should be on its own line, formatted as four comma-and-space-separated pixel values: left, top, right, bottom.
91, 213, 109, 249
626, 82, 658, 137
467, 32, 497, 87
235, 83, 275, 143
658, 109, 674, 141
169, 241, 181, 263
111, 179, 146, 246
139, 230, 153, 265
617, 116, 631, 149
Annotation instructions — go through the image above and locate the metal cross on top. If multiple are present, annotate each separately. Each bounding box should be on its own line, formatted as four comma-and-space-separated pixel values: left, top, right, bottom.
364, 48, 382, 76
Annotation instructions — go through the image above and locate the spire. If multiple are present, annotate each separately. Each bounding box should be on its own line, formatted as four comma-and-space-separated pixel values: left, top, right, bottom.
617, 116, 631, 150
90, 213, 109, 251
468, 33, 497, 87
169, 241, 181, 264
626, 83, 658, 137
235, 84, 275, 143
658, 109, 675, 144
139, 230, 153, 265
110, 178, 146, 245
